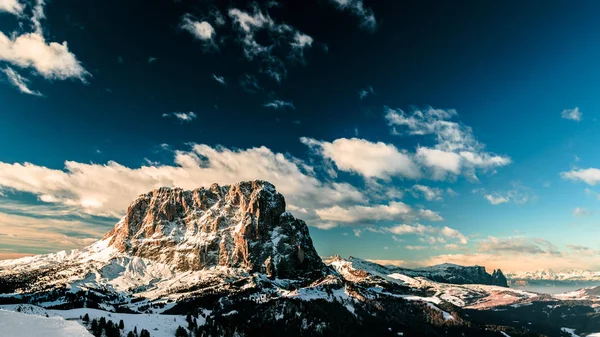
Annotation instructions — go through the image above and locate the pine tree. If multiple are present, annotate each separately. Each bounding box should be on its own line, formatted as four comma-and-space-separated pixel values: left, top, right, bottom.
175, 326, 188, 337
83, 313, 90, 322
119, 319, 125, 329
140, 329, 151, 337
127, 332, 135, 337
91, 318, 102, 337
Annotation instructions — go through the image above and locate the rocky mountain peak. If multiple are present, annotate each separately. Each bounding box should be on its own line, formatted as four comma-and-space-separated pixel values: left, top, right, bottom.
104, 180, 326, 279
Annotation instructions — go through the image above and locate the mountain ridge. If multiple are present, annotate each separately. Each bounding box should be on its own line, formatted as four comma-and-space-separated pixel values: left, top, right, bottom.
1, 180, 588, 337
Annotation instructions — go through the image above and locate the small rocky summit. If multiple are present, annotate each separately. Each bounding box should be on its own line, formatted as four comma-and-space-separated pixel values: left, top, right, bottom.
105, 180, 326, 280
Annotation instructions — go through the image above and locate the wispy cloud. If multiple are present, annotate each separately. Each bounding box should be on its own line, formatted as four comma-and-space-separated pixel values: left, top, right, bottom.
329, 0, 377, 32
162, 111, 197, 122
561, 107, 582, 122
411, 184, 443, 201
573, 207, 591, 217
212, 74, 226, 85
358, 86, 374, 99
315, 201, 442, 224
480, 184, 534, 205
2, 66, 42, 96
484, 194, 509, 205
264, 100, 295, 110
478, 236, 560, 255
0, 211, 106, 257
180, 14, 215, 41
148, 57, 157, 64
383, 223, 468, 245
239, 73, 262, 93
228, 5, 313, 82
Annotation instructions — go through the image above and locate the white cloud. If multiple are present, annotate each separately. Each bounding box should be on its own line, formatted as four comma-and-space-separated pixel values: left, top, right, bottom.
0, 144, 365, 220
418, 209, 444, 221
384, 223, 467, 244
484, 194, 509, 205
479, 236, 560, 255
180, 14, 215, 41
212, 74, 226, 85
315, 201, 412, 223
365, 259, 407, 267
561, 168, 600, 185
405, 245, 426, 250
162, 111, 197, 122
290, 32, 313, 59
415, 147, 462, 179
264, 100, 295, 110
440, 226, 468, 244
482, 186, 533, 205
573, 207, 591, 217
444, 244, 462, 250
312, 200, 444, 228
329, 0, 376, 32
459, 151, 511, 168
30, 0, 45, 34
228, 8, 271, 33
0, 32, 89, 81
561, 107, 582, 122
358, 86, 374, 99
1, 66, 42, 96
386, 107, 510, 180
411, 184, 443, 201
301, 137, 420, 179
0, 0, 23, 15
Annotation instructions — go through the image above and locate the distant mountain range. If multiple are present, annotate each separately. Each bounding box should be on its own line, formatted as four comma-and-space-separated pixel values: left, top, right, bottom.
507, 269, 600, 282
2, 181, 600, 337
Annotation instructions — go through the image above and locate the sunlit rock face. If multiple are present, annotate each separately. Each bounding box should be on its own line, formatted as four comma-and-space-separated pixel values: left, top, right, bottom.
105, 180, 326, 279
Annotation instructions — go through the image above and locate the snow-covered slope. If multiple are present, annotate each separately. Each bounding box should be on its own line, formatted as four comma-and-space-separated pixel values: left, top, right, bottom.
328, 256, 535, 309
0, 304, 190, 337
0, 309, 93, 337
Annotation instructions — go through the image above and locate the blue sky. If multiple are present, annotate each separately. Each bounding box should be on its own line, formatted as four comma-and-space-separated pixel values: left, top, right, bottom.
2, 0, 600, 272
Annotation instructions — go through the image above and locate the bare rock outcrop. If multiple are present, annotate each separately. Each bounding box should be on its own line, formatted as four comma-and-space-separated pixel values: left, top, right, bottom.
104, 180, 326, 280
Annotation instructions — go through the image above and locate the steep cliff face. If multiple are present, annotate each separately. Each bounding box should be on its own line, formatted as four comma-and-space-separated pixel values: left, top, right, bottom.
104, 180, 326, 280
491, 269, 508, 287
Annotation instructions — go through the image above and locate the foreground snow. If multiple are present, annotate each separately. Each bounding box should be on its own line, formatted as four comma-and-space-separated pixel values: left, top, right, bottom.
0, 309, 93, 337
0, 305, 192, 337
